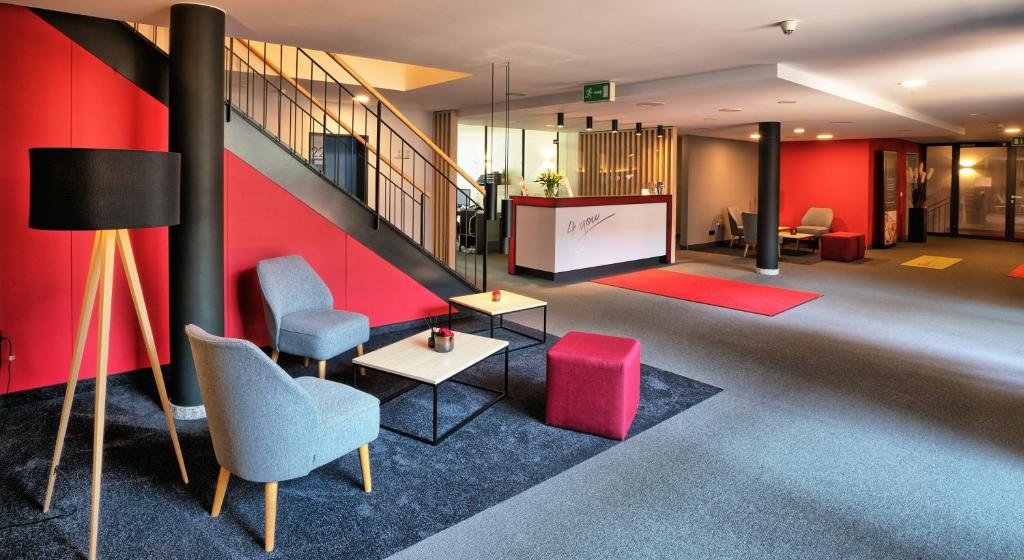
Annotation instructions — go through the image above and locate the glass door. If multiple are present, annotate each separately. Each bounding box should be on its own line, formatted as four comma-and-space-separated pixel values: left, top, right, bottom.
1013, 147, 1024, 239
958, 146, 1009, 237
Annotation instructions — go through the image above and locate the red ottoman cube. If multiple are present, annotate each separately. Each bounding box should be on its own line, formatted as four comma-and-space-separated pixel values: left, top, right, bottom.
546, 331, 641, 440
821, 232, 865, 262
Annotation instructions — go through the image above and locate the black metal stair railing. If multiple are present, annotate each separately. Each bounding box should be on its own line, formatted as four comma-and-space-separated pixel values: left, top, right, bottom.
127, 23, 487, 291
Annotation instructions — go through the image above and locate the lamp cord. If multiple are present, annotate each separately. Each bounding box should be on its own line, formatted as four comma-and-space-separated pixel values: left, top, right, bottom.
0, 335, 78, 531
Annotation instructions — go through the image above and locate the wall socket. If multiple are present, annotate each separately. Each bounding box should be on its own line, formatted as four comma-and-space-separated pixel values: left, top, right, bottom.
708, 229, 715, 236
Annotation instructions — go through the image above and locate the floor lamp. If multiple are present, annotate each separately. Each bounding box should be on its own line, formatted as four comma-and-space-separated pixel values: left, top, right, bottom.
29, 148, 190, 560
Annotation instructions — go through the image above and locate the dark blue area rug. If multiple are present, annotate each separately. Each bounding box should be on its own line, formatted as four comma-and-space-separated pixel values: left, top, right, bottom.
0, 319, 720, 559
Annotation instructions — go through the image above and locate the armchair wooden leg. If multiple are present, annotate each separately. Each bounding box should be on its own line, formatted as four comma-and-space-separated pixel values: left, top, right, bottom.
211, 467, 230, 517
304, 357, 309, 367
743, 244, 749, 258
270, 350, 279, 363
265, 482, 278, 552
358, 444, 372, 493
318, 360, 326, 380
356, 344, 366, 377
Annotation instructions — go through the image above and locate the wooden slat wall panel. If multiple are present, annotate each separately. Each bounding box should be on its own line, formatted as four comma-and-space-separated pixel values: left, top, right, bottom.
578, 127, 676, 197
431, 110, 457, 266
576, 127, 677, 263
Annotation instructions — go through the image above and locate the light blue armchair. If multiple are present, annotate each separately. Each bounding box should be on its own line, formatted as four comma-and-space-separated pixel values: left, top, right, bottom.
185, 325, 380, 552
257, 255, 370, 379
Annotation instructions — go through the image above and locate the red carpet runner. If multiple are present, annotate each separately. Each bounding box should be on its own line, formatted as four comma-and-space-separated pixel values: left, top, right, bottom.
593, 269, 822, 316
1009, 265, 1024, 279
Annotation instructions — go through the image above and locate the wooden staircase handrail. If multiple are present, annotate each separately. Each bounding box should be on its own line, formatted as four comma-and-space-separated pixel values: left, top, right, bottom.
326, 52, 486, 196
236, 39, 430, 198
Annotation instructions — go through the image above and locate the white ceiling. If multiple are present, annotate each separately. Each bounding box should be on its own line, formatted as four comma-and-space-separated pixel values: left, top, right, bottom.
15, 0, 1024, 142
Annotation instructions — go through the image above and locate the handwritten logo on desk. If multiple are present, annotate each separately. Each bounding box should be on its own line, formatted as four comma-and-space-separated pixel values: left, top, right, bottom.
566, 212, 616, 240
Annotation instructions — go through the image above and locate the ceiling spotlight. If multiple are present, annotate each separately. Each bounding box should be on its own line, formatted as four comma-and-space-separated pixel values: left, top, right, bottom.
793, 128, 805, 134
777, 100, 797, 104
636, 101, 665, 107
585, 116, 593, 131
816, 133, 834, 140
829, 120, 853, 124
1006, 127, 1022, 134
557, 112, 564, 128
719, 107, 743, 112
750, 133, 761, 140
635, 122, 643, 135
611, 119, 619, 133
657, 125, 665, 138
779, 19, 798, 35
353, 94, 370, 103
899, 79, 927, 88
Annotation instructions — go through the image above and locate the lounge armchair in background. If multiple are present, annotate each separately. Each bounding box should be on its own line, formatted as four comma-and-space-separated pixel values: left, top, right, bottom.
796, 207, 834, 238
742, 212, 758, 258
727, 206, 744, 247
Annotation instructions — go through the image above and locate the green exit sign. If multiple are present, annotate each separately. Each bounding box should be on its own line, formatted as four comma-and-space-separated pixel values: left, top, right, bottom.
1013, 136, 1024, 147
583, 81, 615, 103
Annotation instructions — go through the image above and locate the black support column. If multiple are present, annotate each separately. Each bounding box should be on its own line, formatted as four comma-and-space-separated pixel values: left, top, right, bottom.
756, 121, 781, 275
168, 4, 225, 417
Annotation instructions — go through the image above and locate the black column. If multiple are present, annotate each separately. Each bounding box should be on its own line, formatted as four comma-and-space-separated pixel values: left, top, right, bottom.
756, 121, 781, 274
168, 4, 224, 411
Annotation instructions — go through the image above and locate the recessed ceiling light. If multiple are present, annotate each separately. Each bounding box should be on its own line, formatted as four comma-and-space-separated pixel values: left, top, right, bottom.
703, 117, 718, 121
777, 100, 797, 104
545, 124, 554, 128
353, 94, 370, 103
749, 133, 761, 139
968, 113, 978, 116
793, 128, 805, 134
829, 120, 853, 124
816, 133, 834, 140
899, 79, 927, 88
1006, 127, 1022, 134
636, 101, 665, 107
719, 107, 743, 112
507, 92, 527, 97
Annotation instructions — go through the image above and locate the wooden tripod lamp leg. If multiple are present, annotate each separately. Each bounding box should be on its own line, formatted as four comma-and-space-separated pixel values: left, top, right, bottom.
43, 232, 103, 513
89, 230, 117, 560
115, 230, 189, 485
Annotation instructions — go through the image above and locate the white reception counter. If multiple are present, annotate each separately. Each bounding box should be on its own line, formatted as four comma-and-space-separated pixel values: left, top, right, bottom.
508, 195, 673, 279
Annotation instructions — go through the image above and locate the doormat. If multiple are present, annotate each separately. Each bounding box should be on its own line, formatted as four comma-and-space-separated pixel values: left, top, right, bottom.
900, 255, 962, 270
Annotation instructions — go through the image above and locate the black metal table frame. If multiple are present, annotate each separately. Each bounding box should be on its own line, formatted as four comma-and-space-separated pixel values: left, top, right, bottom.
353, 346, 509, 445
447, 301, 547, 353
780, 236, 816, 257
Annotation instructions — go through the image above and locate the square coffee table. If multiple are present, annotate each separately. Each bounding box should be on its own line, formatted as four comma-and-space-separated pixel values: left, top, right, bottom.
448, 291, 547, 352
352, 330, 508, 445
779, 232, 815, 256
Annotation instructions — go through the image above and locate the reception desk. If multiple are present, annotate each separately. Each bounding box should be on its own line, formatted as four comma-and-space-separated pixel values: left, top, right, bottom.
509, 195, 673, 279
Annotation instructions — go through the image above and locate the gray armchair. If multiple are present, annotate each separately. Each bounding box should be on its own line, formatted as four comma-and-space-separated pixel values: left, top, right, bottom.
796, 207, 834, 238
741, 212, 758, 258
727, 206, 744, 247
257, 255, 369, 379
185, 325, 380, 552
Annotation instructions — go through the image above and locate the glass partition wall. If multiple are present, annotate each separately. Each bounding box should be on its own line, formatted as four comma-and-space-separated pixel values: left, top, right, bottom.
924, 142, 1021, 240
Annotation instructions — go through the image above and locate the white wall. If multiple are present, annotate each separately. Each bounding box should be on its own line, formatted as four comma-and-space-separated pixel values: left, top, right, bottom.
678, 135, 758, 246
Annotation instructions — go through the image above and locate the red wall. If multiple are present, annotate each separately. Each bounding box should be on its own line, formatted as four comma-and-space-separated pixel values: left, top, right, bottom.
224, 151, 447, 345
0, 5, 447, 393
781, 140, 872, 244
0, 4, 170, 391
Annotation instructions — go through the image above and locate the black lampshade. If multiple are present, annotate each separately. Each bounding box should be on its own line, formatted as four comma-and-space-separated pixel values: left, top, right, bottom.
657, 125, 665, 138
556, 112, 564, 128
635, 122, 643, 135
585, 116, 593, 131
611, 119, 618, 133
29, 148, 180, 231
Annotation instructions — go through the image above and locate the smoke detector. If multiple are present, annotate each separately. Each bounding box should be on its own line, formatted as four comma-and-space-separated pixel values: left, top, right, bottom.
780, 20, 799, 35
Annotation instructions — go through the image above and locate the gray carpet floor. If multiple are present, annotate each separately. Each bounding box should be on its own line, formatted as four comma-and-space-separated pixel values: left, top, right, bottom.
389, 236, 1024, 560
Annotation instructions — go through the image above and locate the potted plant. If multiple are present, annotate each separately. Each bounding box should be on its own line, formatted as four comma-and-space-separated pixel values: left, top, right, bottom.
534, 170, 565, 198
907, 162, 933, 243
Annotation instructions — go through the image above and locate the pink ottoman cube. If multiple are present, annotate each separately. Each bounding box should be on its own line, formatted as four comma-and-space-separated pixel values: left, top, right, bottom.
546, 331, 641, 440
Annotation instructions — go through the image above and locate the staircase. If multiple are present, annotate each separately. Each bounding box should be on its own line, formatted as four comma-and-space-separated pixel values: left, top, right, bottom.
39, 8, 489, 298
